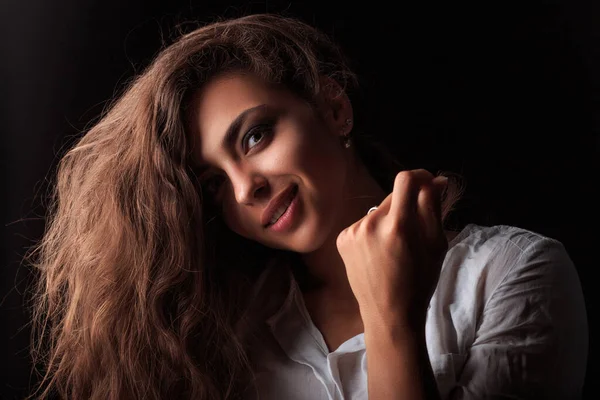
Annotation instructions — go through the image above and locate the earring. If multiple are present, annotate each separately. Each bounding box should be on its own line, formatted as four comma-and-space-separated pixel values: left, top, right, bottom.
342, 132, 352, 148
342, 118, 352, 148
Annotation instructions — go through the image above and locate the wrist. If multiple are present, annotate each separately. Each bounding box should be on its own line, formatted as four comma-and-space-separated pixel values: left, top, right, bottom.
361, 307, 426, 342
360, 303, 426, 331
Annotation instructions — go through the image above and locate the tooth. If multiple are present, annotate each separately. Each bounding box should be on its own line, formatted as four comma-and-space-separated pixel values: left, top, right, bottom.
270, 198, 293, 224
271, 206, 287, 224
269, 188, 297, 225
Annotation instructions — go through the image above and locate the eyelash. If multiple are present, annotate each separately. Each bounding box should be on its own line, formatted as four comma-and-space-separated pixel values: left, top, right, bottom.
242, 122, 273, 153
203, 122, 274, 195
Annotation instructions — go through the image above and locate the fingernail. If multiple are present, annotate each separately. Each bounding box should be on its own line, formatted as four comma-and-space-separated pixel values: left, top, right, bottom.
436, 177, 449, 194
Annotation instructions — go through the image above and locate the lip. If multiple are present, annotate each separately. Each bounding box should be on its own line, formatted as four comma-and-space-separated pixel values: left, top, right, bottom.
261, 184, 298, 227
266, 189, 299, 232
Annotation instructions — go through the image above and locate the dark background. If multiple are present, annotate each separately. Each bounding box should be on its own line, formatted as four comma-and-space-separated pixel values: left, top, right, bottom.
1, 0, 598, 398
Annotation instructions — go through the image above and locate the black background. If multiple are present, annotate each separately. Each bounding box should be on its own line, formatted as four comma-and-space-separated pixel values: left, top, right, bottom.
2, 0, 598, 398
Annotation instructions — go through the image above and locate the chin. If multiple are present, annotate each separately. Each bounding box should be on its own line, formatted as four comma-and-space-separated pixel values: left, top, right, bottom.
232, 207, 335, 253
281, 217, 334, 253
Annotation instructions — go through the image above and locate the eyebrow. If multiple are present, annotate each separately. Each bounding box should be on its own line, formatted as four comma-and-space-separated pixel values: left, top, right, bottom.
222, 104, 268, 150
197, 103, 268, 172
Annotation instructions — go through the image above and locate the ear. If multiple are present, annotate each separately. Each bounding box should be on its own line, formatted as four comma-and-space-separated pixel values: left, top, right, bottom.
316, 75, 354, 137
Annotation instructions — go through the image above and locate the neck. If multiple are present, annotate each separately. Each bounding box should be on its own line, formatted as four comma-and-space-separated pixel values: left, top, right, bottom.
299, 159, 387, 298
294, 161, 460, 301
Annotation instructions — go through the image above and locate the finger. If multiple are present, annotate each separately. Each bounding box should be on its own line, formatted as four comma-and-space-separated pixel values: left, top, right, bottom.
362, 187, 393, 222
376, 192, 393, 214
417, 178, 445, 245
431, 176, 448, 225
389, 169, 435, 227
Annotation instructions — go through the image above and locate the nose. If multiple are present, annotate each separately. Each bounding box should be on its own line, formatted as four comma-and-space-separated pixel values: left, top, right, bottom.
229, 166, 268, 205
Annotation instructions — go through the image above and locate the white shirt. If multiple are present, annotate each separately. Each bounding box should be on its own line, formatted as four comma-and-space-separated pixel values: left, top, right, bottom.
243, 224, 588, 399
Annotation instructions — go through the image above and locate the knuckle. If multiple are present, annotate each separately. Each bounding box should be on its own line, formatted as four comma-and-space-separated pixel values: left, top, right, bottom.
420, 168, 435, 180
394, 170, 413, 188
362, 216, 377, 233
389, 216, 409, 236
383, 224, 397, 240
344, 224, 361, 242
420, 183, 439, 205
415, 168, 432, 177
336, 229, 348, 247
419, 182, 433, 196
423, 184, 437, 203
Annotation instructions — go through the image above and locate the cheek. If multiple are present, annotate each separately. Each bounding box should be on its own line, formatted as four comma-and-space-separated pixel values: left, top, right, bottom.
295, 128, 347, 197
220, 194, 252, 238
222, 211, 254, 242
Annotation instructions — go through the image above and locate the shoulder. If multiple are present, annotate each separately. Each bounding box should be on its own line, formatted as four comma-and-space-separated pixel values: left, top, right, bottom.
432, 224, 588, 398
442, 223, 573, 297
447, 223, 554, 257
431, 223, 586, 352
432, 222, 588, 357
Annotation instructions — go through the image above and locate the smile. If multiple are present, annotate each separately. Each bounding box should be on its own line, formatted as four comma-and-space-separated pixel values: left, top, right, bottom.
266, 186, 299, 232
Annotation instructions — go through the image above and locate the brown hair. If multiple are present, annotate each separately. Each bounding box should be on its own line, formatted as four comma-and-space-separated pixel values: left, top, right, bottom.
26, 13, 464, 400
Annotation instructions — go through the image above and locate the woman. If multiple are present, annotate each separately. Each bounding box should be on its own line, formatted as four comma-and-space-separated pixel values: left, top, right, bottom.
27, 13, 587, 399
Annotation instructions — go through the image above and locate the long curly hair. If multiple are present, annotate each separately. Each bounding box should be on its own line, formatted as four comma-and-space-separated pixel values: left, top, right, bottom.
25, 13, 464, 400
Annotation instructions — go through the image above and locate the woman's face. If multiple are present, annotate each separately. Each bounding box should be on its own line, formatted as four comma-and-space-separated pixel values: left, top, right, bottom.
188, 72, 353, 253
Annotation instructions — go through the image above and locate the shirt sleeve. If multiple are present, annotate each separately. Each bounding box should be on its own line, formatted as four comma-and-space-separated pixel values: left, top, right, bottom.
450, 237, 588, 400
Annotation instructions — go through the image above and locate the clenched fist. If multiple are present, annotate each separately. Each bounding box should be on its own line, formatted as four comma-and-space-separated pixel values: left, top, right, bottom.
335, 169, 449, 328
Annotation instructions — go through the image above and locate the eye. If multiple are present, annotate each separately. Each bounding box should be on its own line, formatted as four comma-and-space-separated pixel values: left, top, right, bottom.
243, 123, 273, 153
